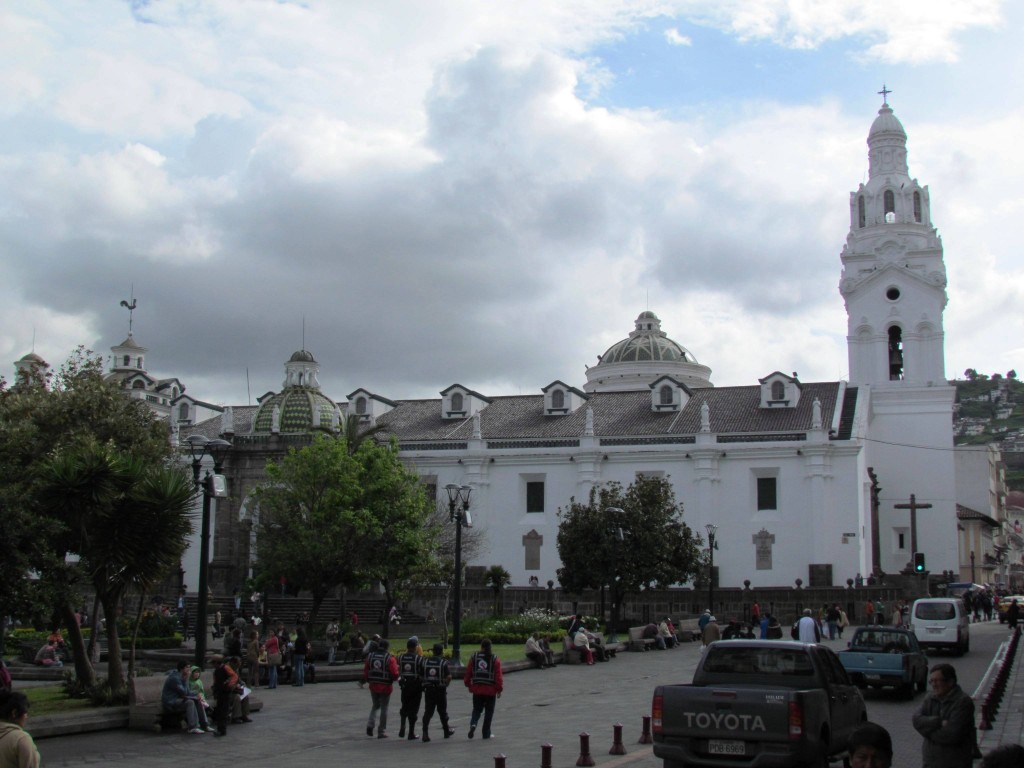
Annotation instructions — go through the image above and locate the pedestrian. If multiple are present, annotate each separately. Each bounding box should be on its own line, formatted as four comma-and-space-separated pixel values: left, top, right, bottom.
246, 630, 261, 689
397, 637, 424, 740
326, 620, 340, 665
912, 663, 977, 768
701, 615, 721, 647
0, 690, 40, 768
291, 626, 309, 686
864, 600, 875, 625
980, 744, 1024, 768
848, 721, 893, 768
826, 603, 841, 640
211, 655, 242, 737
838, 606, 850, 638
793, 608, 821, 643
1006, 599, 1019, 630
420, 643, 455, 742
363, 638, 399, 738
464, 638, 503, 740
750, 601, 761, 626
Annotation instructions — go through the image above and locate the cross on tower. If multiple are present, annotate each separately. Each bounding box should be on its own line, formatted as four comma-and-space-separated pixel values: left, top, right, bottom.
878, 84, 892, 105
893, 493, 932, 557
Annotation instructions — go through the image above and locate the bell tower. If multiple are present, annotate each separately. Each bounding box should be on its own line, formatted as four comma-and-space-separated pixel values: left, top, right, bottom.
839, 91, 957, 578
839, 92, 948, 387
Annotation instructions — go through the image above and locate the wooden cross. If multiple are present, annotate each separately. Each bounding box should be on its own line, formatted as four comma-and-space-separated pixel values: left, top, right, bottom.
894, 493, 932, 555
878, 84, 892, 105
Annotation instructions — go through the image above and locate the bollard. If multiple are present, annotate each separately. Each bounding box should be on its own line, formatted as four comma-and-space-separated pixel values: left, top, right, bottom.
576, 732, 596, 767
494, 754, 507, 768
609, 722, 626, 755
638, 714, 653, 744
540, 743, 553, 768
979, 699, 992, 731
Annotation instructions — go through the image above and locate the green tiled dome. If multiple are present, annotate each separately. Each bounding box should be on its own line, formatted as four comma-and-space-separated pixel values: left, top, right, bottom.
253, 388, 337, 433
598, 311, 697, 364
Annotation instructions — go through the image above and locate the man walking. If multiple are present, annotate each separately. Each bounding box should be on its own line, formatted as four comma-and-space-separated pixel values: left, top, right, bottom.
794, 608, 821, 643
464, 638, 503, 740
912, 663, 977, 768
363, 638, 399, 738
420, 643, 455, 742
397, 637, 424, 740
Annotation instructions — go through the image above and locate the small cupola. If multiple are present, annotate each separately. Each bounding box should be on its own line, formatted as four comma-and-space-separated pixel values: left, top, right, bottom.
541, 380, 588, 416
759, 371, 802, 408
347, 388, 397, 421
649, 375, 691, 412
440, 384, 492, 420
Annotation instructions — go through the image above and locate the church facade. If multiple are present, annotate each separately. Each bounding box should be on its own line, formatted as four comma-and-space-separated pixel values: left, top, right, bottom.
174, 99, 960, 595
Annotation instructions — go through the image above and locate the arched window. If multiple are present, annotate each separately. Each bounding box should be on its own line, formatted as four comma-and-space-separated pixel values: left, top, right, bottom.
451, 392, 464, 411
178, 403, 190, 420
884, 190, 895, 217
771, 381, 785, 400
913, 191, 922, 222
123, 355, 130, 366
137, 357, 143, 368
356, 396, 367, 415
551, 389, 565, 409
659, 385, 673, 405
132, 380, 145, 389
858, 195, 866, 228
888, 326, 904, 380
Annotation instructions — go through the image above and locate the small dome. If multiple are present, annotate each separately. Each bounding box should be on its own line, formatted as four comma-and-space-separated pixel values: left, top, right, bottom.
19, 352, 46, 364
868, 104, 906, 142
252, 388, 337, 433
289, 349, 317, 363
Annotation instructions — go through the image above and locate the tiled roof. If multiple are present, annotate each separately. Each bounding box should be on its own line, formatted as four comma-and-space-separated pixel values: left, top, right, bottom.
956, 504, 999, 527
373, 382, 845, 442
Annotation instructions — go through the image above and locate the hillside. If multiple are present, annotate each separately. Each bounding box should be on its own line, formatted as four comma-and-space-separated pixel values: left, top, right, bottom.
953, 372, 1024, 490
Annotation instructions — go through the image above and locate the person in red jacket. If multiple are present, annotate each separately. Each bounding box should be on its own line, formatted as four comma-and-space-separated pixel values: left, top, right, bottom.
363, 638, 399, 738
464, 638, 503, 740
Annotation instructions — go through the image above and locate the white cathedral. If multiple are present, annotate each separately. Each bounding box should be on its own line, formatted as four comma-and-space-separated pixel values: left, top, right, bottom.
18, 100, 994, 593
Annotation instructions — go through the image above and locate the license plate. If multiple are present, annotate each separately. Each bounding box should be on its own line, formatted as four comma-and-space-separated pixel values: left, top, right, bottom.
927, 627, 943, 633
709, 740, 746, 755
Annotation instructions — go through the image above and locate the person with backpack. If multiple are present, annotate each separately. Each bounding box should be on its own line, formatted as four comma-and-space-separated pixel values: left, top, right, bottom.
397, 637, 424, 740
362, 639, 399, 738
464, 638, 503, 740
420, 643, 455, 742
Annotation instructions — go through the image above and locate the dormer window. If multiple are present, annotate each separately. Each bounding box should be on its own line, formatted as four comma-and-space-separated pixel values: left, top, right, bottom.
649, 376, 689, 412
132, 380, 145, 389
451, 392, 464, 411
542, 380, 586, 416
759, 372, 801, 408
178, 403, 190, 421
551, 389, 564, 409
659, 385, 673, 405
356, 396, 367, 415
771, 381, 785, 401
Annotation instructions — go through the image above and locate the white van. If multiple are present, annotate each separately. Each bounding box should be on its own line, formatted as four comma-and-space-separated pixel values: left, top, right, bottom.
910, 598, 970, 655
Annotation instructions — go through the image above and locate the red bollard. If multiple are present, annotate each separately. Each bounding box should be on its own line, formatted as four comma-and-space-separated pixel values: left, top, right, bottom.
576, 732, 596, 767
494, 754, 507, 768
638, 714, 654, 744
540, 743, 553, 768
609, 722, 626, 755
979, 699, 992, 731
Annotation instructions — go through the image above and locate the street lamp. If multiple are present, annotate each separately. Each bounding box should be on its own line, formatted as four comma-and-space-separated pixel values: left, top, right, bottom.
970, 550, 976, 585
705, 523, 719, 614
186, 434, 231, 667
605, 507, 625, 643
445, 483, 473, 665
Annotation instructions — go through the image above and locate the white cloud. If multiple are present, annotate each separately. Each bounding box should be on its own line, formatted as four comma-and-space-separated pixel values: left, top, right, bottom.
664, 28, 692, 46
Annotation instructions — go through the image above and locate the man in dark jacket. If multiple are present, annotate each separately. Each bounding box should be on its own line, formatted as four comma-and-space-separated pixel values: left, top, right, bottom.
397, 637, 424, 740
912, 663, 976, 768
420, 643, 455, 742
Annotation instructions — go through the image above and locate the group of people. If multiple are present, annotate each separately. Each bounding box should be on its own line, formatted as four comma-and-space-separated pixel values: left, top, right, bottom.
362, 636, 503, 742
160, 657, 252, 737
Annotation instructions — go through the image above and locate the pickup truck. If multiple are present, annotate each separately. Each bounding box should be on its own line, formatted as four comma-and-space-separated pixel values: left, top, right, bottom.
652, 640, 866, 768
837, 626, 927, 697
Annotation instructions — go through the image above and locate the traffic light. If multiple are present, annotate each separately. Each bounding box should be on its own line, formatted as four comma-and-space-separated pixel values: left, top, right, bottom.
913, 552, 926, 572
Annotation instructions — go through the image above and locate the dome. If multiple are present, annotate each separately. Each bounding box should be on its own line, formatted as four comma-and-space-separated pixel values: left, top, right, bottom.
19, 352, 46, 364
868, 104, 906, 142
598, 312, 698, 365
289, 349, 317, 363
584, 311, 713, 393
252, 387, 337, 433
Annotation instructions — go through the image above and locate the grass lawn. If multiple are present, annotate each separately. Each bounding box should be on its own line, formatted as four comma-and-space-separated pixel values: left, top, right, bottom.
24, 686, 95, 716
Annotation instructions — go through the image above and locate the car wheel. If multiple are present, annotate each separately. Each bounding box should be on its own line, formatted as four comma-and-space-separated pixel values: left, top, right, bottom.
916, 673, 927, 693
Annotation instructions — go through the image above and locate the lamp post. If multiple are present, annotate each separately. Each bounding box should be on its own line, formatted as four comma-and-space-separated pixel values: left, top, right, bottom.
705, 523, 718, 614
605, 507, 625, 643
186, 435, 231, 667
445, 483, 472, 665
970, 550, 976, 585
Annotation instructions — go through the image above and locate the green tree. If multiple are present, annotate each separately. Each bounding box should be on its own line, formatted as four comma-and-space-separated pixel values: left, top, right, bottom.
484, 565, 511, 616
354, 439, 435, 637
342, 413, 386, 453
254, 434, 366, 626
0, 348, 173, 687
36, 442, 195, 697
556, 475, 703, 632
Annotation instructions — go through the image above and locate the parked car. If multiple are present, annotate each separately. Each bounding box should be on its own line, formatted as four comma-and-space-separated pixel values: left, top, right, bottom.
997, 596, 1024, 624
909, 597, 970, 655
837, 626, 928, 697
653, 640, 866, 767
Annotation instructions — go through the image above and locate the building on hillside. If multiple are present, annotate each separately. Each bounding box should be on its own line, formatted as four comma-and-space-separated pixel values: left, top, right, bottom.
166, 98, 972, 601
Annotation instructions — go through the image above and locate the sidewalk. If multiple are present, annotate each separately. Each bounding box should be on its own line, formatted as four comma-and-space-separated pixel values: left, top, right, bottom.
37, 644, 694, 768
976, 630, 1024, 754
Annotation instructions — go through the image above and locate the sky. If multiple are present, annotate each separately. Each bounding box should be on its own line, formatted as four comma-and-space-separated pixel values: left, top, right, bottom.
2, 0, 1022, 407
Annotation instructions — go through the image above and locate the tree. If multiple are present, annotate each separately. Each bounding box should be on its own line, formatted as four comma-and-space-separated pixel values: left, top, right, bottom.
253, 435, 366, 626
36, 442, 195, 697
1008, 370, 1017, 380
342, 413, 386, 454
354, 439, 435, 637
0, 348, 173, 688
557, 475, 704, 632
484, 565, 511, 616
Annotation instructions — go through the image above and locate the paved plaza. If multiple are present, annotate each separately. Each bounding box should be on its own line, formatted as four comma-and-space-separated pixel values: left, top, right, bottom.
34, 625, 1023, 768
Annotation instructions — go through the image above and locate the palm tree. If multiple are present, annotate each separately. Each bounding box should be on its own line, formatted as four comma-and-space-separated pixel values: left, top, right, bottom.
37, 442, 195, 697
343, 413, 386, 453
484, 565, 511, 616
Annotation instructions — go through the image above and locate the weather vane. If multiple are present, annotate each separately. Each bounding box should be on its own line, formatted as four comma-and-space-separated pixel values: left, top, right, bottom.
119, 285, 137, 335
878, 84, 892, 105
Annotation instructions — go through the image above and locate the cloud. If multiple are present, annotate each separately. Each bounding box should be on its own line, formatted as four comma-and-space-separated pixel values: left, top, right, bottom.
664, 28, 692, 46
